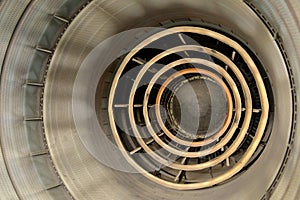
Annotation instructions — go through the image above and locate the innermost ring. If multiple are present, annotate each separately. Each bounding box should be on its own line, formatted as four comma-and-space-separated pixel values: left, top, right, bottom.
168, 75, 228, 139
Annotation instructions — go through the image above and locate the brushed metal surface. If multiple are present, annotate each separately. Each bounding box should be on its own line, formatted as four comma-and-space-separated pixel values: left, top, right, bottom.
0, 0, 299, 199
44, 0, 293, 199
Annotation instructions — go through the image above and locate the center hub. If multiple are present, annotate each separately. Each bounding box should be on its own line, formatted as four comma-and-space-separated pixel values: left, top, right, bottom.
168, 75, 228, 140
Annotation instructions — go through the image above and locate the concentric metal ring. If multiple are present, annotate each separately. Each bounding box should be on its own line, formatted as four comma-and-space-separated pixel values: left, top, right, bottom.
139, 58, 247, 160
1, 0, 296, 198
155, 68, 233, 144
141, 46, 243, 148
108, 26, 269, 189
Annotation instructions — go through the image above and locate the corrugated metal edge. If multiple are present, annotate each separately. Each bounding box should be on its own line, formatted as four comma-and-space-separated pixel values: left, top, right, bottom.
245, 0, 300, 199
0, 0, 33, 199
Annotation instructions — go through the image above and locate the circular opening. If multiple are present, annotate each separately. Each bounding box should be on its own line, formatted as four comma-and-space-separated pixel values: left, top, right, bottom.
8, 0, 295, 198
168, 75, 228, 139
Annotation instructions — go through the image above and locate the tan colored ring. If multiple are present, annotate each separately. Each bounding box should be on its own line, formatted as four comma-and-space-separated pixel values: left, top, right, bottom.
140, 57, 248, 160
154, 68, 233, 147
108, 26, 268, 190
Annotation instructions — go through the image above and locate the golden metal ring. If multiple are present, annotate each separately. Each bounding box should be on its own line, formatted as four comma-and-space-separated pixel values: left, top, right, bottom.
108, 26, 268, 190
154, 68, 233, 147
140, 58, 249, 160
